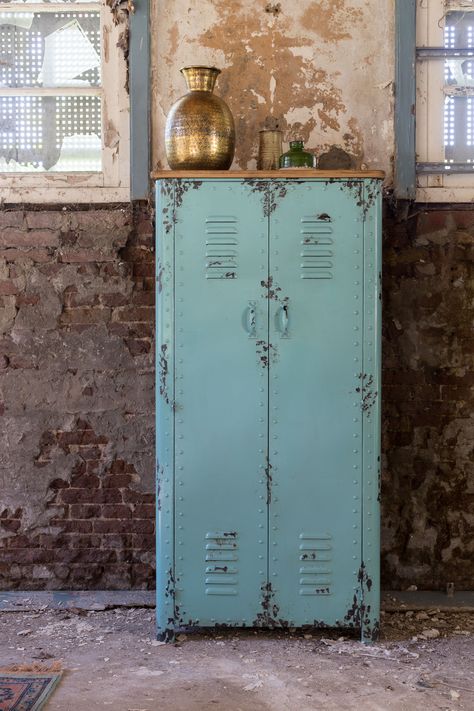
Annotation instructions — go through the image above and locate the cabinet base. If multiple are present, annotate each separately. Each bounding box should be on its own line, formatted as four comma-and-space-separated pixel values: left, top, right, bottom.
156, 621, 380, 644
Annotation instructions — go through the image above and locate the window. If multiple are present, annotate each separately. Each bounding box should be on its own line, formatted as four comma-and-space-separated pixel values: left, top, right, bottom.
416, 0, 474, 201
0, 0, 130, 202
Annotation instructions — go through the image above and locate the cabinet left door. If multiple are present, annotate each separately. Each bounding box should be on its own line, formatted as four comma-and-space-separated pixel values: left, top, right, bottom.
156, 179, 269, 636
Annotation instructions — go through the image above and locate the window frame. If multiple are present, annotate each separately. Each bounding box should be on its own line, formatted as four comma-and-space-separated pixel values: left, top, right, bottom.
0, 0, 132, 203
396, 0, 474, 202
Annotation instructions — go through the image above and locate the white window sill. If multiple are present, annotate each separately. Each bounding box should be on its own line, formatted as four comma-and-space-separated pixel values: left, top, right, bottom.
1, 185, 131, 204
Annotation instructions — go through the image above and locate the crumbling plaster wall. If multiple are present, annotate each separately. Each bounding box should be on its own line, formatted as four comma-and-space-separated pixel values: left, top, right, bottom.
382, 208, 474, 591
1, 0, 473, 593
0, 206, 155, 589
151, 0, 395, 176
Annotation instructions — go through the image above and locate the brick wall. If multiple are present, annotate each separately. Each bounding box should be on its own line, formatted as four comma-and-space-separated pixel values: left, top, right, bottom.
0, 204, 155, 589
1, 202, 473, 591
382, 207, 474, 590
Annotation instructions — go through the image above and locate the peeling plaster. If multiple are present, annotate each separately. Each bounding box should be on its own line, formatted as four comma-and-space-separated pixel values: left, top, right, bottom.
151, 0, 394, 176
299, 0, 364, 43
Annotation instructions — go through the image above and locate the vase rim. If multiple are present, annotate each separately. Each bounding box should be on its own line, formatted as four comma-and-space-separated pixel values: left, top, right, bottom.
180, 66, 221, 74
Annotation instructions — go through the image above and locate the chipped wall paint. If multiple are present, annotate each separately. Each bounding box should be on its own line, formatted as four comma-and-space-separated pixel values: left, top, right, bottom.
0, 205, 155, 590
151, 0, 395, 177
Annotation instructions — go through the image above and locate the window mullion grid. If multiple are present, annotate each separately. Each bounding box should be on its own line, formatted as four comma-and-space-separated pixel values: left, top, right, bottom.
0, 0, 104, 174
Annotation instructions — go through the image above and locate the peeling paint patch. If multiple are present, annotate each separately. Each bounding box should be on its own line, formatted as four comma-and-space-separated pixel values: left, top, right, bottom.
299, 0, 363, 44
256, 340, 278, 369
167, 22, 180, 66
194, 2, 346, 166
253, 582, 287, 628
356, 372, 377, 418
159, 344, 171, 407
264, 456, 273, 504
175, 180, 203, 210
106, 0, 133, 92
156, 262, 164, 293
260, 275, 281, 301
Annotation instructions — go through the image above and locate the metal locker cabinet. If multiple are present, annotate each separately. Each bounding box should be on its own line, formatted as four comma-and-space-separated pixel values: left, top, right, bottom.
155, 173, 382, 643
156, 179, 269, 641
266, 179, 381, 641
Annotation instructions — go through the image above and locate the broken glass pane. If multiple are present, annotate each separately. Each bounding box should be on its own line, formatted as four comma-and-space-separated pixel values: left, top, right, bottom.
444, 11, 474, 87
0, 10, 100, 88
443, 11, 474, 162
0, 94, 101, 171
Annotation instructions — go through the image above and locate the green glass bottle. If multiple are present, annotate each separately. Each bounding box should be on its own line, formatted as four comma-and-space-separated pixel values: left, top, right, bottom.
279, 140, 315, 169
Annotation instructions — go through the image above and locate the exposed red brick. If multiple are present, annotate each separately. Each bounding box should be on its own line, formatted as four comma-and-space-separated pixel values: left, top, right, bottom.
25, 212, 65, 230
132, 533, 155, 549
125, 339, 151, 356
58, 520, 93, 533
416, 211, 449, 235
0, 206, 157, 591
129, 519, 154, 534
112, 306, 154, 323
93, 519, 131, 534
59, 249, 115, 263
0, 211, 24, 228
0, 229, 59, 248
15, 293, 40, 306
100, 292, 129, 307
60, 307, 111, 325
70, 474, 100, 488
101, 504, 132, 519
102, 473, 134, 489
132, 262, 154, 278
450, 211, 474, 230
0, 248, 52, 263
0, 281, 18, 295
130, 290, 155, 306
0, 519, 21, 532
132, 504, 155, 519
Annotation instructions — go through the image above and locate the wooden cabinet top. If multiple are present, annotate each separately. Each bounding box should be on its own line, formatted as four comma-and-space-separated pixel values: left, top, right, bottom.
151, 169, 385, 180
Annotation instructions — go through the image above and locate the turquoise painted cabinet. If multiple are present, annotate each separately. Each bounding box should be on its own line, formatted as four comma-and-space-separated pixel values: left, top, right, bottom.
155, 175, 382, 642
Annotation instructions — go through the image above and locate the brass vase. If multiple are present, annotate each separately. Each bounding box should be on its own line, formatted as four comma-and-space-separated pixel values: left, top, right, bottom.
165, 66, 235, 170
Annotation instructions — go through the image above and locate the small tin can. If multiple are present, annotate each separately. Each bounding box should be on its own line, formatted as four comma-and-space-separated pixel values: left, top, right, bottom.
257, 129, 283, 170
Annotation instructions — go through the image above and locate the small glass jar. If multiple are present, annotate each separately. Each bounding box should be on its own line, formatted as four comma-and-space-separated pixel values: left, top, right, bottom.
279, 140, 315, 169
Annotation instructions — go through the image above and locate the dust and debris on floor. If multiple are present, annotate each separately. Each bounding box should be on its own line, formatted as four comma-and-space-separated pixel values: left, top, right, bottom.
0, 601, 473, 710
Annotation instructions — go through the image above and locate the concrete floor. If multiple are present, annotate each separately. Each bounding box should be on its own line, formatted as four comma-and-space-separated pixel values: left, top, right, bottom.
1, 606, 473, 710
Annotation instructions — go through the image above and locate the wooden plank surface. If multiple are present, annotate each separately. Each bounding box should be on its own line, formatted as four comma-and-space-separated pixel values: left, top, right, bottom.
151, 169, 385, 179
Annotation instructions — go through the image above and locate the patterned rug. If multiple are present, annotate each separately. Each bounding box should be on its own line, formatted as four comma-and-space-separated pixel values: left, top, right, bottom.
0, 673, 62, 711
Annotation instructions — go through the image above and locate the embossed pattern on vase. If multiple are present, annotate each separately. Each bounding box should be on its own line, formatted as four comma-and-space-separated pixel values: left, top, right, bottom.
165, 67, 235, 170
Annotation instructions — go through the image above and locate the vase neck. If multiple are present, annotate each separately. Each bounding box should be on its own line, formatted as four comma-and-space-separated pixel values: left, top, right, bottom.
181, 66, 220, 92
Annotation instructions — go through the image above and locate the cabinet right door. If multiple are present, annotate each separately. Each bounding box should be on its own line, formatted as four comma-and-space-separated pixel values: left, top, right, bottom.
268, 180, 365, 627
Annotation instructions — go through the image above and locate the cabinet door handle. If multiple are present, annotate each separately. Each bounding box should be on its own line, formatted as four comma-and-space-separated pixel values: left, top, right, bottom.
277, 300, 289, 338
244, 301, 257, 338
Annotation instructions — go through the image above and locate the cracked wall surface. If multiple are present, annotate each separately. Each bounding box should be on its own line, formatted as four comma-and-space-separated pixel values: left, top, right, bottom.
1, 202, 474, 590
0, 206, 155, 589
1, 0, 473, 592
151, 0, 394, 176
382, 208, 474, 590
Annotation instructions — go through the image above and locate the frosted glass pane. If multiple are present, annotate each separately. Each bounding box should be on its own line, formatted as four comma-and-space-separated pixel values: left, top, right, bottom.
0, 95, 101, 171
443, 12, 474, 162
443, 95, 474, 162
0, 11, 100, 88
